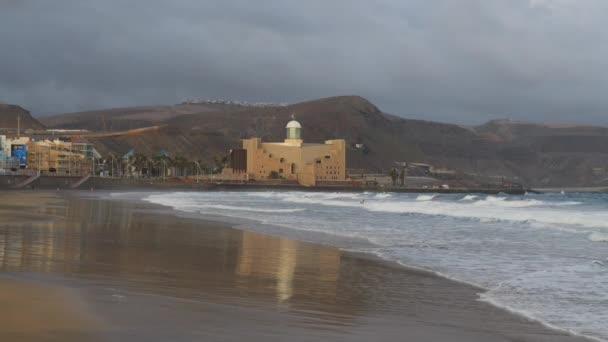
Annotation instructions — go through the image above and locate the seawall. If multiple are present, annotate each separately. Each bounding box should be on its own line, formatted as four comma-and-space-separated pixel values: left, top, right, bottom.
0, 175, 530, 194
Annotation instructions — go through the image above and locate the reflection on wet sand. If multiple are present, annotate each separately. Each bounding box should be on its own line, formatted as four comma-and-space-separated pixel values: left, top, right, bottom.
0, 192, 364, 335
237, 232, 341, 304
0, 191, 593, 342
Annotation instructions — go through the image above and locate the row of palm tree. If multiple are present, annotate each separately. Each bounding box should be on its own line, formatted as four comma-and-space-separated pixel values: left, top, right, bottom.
99, 153, 229, 178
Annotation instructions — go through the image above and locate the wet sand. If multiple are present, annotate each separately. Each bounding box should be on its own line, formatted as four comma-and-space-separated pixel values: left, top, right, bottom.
0, 277, 102, 342
0, 190, 593, 341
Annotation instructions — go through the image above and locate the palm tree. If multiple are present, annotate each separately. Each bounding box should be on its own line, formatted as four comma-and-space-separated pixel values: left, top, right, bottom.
106, 153, 117, 177
213, 154, 229, 174
389, 168, 398, 186
152, 155, 169, 179
172, 155, 190, 177
399, 167, 406, 187
190, 160, 203, 179
123, 155, 134, 178
150, 156, 159, 178
200, 162, 210, 175
132, 153, 149, 178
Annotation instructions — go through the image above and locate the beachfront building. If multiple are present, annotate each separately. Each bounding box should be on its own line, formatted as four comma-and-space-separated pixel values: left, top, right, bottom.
71, 137, 95, 160
26, 139, 93, 175
0, 136, 19, 171
0, 135, 30, 169
224, 119, 346, 186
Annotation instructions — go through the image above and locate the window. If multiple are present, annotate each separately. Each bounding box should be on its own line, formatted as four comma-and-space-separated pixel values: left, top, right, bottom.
279, 168, 284, 173
280, 158, 285, 163
324, 155, 331, 159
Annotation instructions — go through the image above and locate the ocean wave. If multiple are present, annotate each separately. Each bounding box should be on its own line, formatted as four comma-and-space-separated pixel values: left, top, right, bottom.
360, 201, 608, 230
588, 232, 608, 243
472, 197, 547, 208
247, 192, 282, 199
281, 194, 608, 231
416, 194, 437, 201
198, 204, 305, 213
280, 196, 361, 207
265, 192, 608, 230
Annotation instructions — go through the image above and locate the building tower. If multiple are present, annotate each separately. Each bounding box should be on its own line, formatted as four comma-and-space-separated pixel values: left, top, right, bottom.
285, 117, 302, 145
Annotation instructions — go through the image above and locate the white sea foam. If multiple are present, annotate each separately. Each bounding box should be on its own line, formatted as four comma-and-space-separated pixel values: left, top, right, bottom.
416, 194, 437, 201
460, 195, 479, 201
473, 197, 547, 207
589, 232, 608, 243
236, 192, 608, 233
484, 195, 507, 202
197, 204, 305, 213
145, 194, 305, 213
275, 193, 608, 230
480, 264, 608, 342
247, 192, 280, 198
479, 294, 605, 342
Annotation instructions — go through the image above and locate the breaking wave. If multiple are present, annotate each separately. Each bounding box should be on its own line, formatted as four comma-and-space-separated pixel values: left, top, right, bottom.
196, 204, 305, 213
274, 193, 607, 230
416, 194, 437, 201
588, 232, 608, 243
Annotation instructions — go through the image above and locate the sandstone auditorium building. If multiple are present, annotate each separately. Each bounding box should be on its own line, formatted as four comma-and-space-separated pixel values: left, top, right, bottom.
224, 119, 346, 186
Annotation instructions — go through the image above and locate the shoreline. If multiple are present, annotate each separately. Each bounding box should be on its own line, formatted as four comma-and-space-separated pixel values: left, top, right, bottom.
122, 191, 597, 342
0, 190, 597, 341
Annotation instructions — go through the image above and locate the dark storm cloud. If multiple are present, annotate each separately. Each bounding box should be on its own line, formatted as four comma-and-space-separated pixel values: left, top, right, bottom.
1, 0, 608, 124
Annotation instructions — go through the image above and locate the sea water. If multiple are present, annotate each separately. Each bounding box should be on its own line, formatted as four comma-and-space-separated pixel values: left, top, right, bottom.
144, 191, 608, 341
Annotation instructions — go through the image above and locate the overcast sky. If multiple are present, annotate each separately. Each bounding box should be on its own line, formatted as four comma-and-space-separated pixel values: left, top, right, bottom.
1, 0, 608, 124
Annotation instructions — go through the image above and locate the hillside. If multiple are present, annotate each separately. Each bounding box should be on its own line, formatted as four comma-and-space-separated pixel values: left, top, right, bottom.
0, 103, 46, 131
469, 119, 608, 186
40, 103, 242, 131
41, 96, 608, 187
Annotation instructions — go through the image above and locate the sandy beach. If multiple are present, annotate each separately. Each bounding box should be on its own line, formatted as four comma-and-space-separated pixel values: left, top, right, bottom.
0, 190, 593, 341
